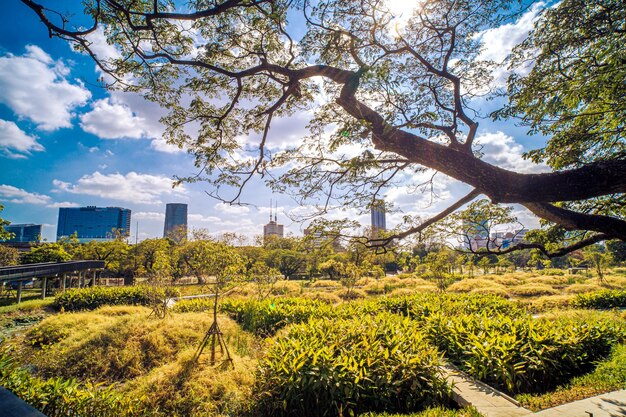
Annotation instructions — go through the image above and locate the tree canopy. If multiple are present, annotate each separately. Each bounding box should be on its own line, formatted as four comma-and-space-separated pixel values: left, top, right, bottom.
22, 0, 626, 254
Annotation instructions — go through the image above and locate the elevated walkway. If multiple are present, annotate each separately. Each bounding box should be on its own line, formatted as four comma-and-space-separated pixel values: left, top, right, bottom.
0, 261, 104, 303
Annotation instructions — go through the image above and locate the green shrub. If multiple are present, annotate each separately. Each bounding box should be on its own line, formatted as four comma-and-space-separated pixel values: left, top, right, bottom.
575, 290, 626, 309
0, 353, 146, 417
256, 314, 450, 417
221, 298, 331, 336
426, 311, 626, 394
376, 293, 522, 321
54, 286, 179, 311
171, 298, 214, 313
516, 343, 626, 411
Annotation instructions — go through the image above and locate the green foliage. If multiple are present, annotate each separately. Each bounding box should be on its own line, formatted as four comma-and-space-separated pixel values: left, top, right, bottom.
221, 298, 331, 336
503, 0, 626, 170
0, 204, 13, 241
575, 289, 626, 309
53, 286, 179, 311
256, 314, 450, 417
0, 244, 20, 266
0, 353, 146, 417
517, 343, 626, 411
427, 311, 626, 393
361, 407, 482, 417
21, 243, 72, 264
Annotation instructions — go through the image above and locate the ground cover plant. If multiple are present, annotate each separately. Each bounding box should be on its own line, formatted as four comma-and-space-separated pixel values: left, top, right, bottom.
53, 286, 180, 311
256, 314, 451, 417
0, 353, 146, 417
516, 343, 626, 411
575, 289, 626, 309
426, 309, 626, 394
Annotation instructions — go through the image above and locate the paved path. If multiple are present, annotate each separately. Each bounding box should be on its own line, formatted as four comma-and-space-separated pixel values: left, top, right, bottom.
442, 365, 626, 417
532, 390, 626, 417
441, 365, 533, 417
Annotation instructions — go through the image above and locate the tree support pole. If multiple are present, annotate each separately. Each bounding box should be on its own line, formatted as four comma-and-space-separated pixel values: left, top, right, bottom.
16, 282, 22, 304
41, 277, 47, 299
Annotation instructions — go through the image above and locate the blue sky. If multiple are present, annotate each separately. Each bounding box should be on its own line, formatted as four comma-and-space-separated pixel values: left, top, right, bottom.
0, 1, 546, 243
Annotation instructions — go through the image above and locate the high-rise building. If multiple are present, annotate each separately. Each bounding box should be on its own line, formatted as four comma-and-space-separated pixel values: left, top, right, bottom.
57, 206, 131, 242
1, 224, 42, 243
371, 200, 386, 232
263, 201, 284, 239
163, 203, 188, 238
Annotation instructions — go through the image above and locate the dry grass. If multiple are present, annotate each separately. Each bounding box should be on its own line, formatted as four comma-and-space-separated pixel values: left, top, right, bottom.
447, 278, 506, 293
526, 276, 569, 286
301, 291, 342, 304
492, 276, 524, 286
309, 279, 342, 289
388, 286, 439, 297
335, 289, 367, 300
20, 306, 258, 384
520, 295, 575, 313
469, 287, 510, 298
509, 283, 559, 297
122, 349, 256, 417
270, 280, 302, 296
564, 283, 604, 294
604, 275, 626, 289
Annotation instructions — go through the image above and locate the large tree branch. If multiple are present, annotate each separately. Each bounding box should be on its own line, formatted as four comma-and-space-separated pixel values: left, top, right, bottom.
366, 188, 481, 248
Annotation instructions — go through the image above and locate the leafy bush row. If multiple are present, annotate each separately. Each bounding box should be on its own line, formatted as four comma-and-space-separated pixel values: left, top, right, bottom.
0, 353, 145, 417
221, 298, 332, 336
575, 290, 626, 309
256, 314, 451, 417
426, 311, 626, 394
53, 286, 179, 311
218, 293, 520, 336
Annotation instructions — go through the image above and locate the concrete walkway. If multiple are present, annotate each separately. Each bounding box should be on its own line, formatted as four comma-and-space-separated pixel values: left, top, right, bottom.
441, 365, 533, 417
532, 390, 626, 417
442, 365, 626, 417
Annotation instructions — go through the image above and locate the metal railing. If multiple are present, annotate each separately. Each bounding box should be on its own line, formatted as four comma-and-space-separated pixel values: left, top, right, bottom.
0, 261, 105, 283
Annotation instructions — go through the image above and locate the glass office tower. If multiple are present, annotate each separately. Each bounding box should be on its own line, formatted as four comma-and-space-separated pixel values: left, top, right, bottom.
370, 200, 387, 231
1, 224, 42, 243
57, 206, 131, 242
163, 203, 188, 238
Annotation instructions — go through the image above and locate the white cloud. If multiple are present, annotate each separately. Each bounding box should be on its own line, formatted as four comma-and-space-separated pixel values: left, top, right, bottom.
0, 119, 44, 157
476, 3, 544, 85
134, 211, 166, 221
85, 28, 122, 63
80, 98, 152, 139
476, 131, 549, 173
189, 213, 221, 223
151, 137, 184, 153
0, 184, 51, 205
52, 171, 187, 204
0, 45, 91, 130
213, 203, 251, 215
47, 201, 81, 208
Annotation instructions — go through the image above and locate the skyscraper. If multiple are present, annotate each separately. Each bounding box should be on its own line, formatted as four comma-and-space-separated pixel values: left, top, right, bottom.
263, 200, 284, 239
371, 200, 386, 232
1, 224, 42, 243
163, 203, 188, 239
57, 206, 131, 242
